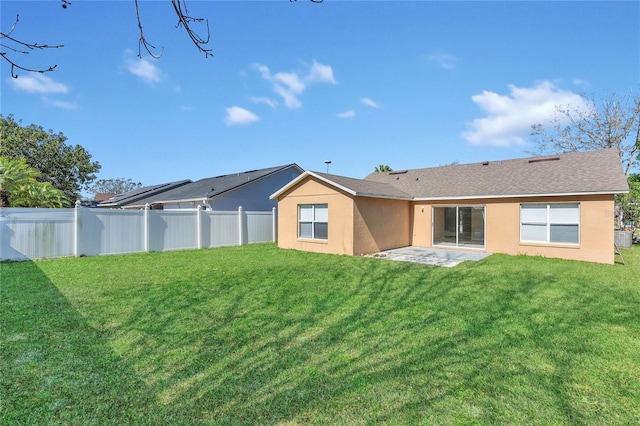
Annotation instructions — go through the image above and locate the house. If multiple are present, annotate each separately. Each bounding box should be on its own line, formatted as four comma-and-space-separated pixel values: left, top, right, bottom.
98, 180, 192, 208
124, 164, 304, 211
270, 149, 629, 264
94, 193, 116, 202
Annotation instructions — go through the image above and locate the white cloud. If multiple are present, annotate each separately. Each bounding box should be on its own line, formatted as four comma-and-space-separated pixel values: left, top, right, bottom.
124, 53, 162, 84
225, 106, 259, 126
305, 60, 337, 85
10, 73, 69, 94
253, 60, 336, 109
251, 97, 278, 108
573, 78, 591, 87
428, 50, 457, 70
45, 98, 79, 110
361, 97, 380, 108
337, 110, 356, 119
274, 72, 305, 94
462, 81, 589, 147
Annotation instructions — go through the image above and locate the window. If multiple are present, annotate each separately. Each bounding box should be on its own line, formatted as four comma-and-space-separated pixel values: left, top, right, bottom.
299, 204, 328, 240
521, 203, 579, 244
432, 206, 485, 249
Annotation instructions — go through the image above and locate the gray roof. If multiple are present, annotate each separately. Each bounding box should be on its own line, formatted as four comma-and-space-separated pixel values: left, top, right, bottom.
272, 149, 628, 201
98, 180, 192, 207
312, 172, 413, 199
132, 164, 303, 206
363, 148, 628, 199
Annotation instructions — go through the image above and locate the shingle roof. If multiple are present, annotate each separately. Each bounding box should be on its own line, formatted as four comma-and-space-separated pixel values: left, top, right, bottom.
132, 164, 303, 206
98, 180, 192, 207
272, 149, 628, 201
364, 148, 629, 199
312, 172, 413, 199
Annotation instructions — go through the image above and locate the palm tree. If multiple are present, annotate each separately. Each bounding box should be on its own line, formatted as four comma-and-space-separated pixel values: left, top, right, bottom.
0, 157, 38, 207
374, 164, 393, 173
0, 157, 70, 207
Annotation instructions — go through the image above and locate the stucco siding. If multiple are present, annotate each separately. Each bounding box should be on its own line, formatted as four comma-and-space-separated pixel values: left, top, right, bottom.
411, 195, 616, 264
486, 195, 615, 264
276, 176, 355, 255
353, 197, 411, 255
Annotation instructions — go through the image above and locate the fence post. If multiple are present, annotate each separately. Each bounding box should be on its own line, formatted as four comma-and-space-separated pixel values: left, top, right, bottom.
238, 206, 244, 246
144, 203, 150, 252
74, 200, 81, 257
272, 207, 277, 242
197, 205, 203, 250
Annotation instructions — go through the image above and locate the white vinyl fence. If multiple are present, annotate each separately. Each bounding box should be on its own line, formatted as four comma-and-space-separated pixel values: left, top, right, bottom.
0, 205, 277, 261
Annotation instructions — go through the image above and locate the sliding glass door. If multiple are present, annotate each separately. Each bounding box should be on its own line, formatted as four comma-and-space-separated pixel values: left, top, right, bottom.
433, 206, 485, 249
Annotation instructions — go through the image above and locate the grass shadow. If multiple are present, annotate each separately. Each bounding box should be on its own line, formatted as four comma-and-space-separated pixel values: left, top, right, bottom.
3, 244, 639, 424
0, 260, 174, 424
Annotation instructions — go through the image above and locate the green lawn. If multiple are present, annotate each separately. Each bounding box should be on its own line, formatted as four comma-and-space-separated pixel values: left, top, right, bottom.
2, 244, 639, 425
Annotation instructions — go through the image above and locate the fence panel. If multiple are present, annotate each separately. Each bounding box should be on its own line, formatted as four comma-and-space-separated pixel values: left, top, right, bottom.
149, 210, 198, 252
247, 211, 274, 244
0, 208, 75, 261
79, 209, 145, 256
1, 206, 276, 261
205, 211, 239, 248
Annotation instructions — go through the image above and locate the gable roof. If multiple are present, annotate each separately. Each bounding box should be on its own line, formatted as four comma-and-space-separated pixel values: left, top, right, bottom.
131, 164, 304, 207
364, 149, 629, 200
271, 149, 628, 201
94, 193, 116, 202
270, 171, 413, 200
98, 180, 192, 208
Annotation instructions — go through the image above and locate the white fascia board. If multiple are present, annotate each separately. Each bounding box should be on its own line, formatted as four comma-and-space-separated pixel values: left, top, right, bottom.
354, 192, 413, 201
270, 171, 357, 199
269, 172, 310, 199
152, 197, 209, 204
412, 190, 627, 202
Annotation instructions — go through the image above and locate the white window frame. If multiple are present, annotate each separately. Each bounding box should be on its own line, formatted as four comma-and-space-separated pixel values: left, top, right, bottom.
520, 203, 580, 245
298, 204, 328, 240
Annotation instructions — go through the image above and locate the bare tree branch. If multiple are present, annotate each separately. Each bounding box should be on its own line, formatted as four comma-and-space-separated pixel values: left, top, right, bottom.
3, 0, 324, 76
0, 14, 63, 78
530, 91, 640, 176
135, 0, 213, 59
171, 0, 213, 58
134, 0, 163, 59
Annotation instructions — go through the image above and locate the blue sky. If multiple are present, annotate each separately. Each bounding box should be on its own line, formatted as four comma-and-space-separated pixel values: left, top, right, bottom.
2, 1, 639, 189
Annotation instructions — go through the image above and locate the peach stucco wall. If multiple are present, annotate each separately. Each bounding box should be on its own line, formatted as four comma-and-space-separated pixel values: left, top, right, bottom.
276, 176, 355, 255
352, 197, 411, 255
411, 195, 616, 264
276, 176, 617, 263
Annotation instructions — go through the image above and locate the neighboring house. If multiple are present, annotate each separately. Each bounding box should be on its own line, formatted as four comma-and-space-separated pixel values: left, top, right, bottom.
125, 164, 304, 211
94, 193, 116, 202
271, 149, 629, 264
98, 180, 192, 208
79, 193, 115, 207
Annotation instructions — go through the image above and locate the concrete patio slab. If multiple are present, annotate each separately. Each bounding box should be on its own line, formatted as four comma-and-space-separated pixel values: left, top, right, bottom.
367, 246, 492, 268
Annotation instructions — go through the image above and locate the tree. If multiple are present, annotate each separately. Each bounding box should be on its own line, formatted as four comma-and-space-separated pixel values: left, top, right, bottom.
0, 115, 101, 203
1, 0, 323, 78
88, 178, 143, 196
374, 165, 393, 173
615, 173, 640, 232
530, 91, 640, 176
0, 157, 70, 208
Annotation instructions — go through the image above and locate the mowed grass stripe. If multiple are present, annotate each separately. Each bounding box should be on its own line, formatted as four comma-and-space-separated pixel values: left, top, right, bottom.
2, 244, 639, 424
